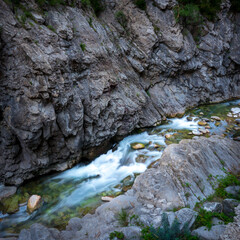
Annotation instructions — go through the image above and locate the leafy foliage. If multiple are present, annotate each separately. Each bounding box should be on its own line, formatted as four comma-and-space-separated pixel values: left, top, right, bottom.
115, 11, 128, 29
141, 213, 199, 240
117, 209, 129, 227
215, 172, 240, 199
134, 0, 146, 10
109, 231, 124, 240
80, 43, 86, 51
194, 208, 234, 230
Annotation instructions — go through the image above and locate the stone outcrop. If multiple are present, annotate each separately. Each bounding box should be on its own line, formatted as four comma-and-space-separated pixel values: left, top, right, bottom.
17, 136, 240, 239
0, 0, 240, 185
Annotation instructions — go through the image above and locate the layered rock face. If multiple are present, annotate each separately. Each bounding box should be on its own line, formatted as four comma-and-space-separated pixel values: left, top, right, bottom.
0, 0, 240, 185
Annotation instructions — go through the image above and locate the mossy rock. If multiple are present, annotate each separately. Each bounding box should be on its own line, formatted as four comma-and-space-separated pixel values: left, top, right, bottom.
0, 195, 19, 214
130, 142, 145, 150
198, 121, 207, 126
135, 154, 148, 163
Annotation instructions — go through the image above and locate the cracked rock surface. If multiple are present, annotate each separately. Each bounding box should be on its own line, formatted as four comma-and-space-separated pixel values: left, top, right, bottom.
0, 0, 240, 185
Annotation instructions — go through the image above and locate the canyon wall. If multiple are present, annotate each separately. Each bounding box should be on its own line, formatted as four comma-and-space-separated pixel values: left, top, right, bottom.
0, 0, 239, 185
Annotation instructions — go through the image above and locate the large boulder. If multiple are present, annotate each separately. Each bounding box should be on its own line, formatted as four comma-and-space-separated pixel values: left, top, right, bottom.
192, 225, 226, 240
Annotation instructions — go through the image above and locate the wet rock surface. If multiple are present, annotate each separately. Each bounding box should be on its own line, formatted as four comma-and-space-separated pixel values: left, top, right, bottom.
16, 136, 240, 240
0, 0, 240, 185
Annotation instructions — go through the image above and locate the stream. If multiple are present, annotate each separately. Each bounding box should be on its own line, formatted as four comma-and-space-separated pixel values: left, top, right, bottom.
1, 99, 240, 237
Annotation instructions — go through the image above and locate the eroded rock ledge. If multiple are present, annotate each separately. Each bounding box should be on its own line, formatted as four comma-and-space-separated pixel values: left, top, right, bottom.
15, 136, 240, 240
0, 0, 240, 185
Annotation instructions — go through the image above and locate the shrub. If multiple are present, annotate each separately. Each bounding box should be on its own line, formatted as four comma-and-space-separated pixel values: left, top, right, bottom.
134, 0, 146, 10
194, 208, 234, 230
109, 231, 124, 240
80, 43, 86, 51
230, 0, 240, 12
115, 11, 128, 29
141, 213, 199, 240
117, 209, 129, 227
81, 0, 91, 7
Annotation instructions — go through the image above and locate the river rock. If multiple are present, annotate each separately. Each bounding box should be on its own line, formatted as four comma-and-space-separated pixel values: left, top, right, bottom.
165, 134, 172, 139
192, 225, 226, 240
101, 196, 114, 202
211, 116, 221, 121
203, 202, 223, 213
131, 143, 145, 150
198, 121, 207, 126
235, 119, 240, 124
222, 199, 240, 216
0, 185, 17, 201
225, 186, 240, 198
27, 195, 42, 213
192, 130, 202, 136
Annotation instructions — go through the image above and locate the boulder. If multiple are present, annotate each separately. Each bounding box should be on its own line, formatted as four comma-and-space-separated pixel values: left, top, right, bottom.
175, 208, 198, 230
192, 225, 226, 240
27, 195, 42, 213
18, 223, 60, 240
225, 186, 240, 198
211, 116, 221, 121
0, 185, 17, 201
101, 196, 114, 202
203, 202, 223, 213
211, 217, 224, 226
198, 121, 207, 126
222, 199, 240, 216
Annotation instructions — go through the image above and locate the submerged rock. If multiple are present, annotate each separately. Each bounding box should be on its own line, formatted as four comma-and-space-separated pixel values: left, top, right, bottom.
27, 195, 42, 213
131, 143, 145, 150
198, 121, 207, 126
211, 116, 221, 121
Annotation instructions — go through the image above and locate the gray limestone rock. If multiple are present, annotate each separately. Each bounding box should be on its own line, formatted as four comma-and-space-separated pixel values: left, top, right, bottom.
175, 208, 198, 230
203, 202, 223, 213
192, 225, 226, 240
225, 186, 240, 198
220, 205, 240, 240
222, 199, 240, 216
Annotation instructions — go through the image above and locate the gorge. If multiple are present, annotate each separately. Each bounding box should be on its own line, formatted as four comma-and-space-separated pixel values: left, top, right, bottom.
0, 0, 240, 239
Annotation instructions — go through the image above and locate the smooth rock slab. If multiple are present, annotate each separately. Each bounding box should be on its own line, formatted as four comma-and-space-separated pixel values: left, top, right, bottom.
192, 225, 226, 240
203, 202, 223, 213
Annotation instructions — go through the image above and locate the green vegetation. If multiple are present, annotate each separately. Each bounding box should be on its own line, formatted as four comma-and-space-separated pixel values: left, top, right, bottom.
141, 213, 199, 240
80, 43, 86, 51
115, 11, 128, 29
36, 0, 64, 6
109, 231, 124, 240
230, 0, 240, 12
47, 25, 56, 32
215, 172, 240, 199
194, 208, 234, 230
174, 0, 222, 22
81, 0, 104, 16
117, 209, 129, 227
134, 0, 146, 11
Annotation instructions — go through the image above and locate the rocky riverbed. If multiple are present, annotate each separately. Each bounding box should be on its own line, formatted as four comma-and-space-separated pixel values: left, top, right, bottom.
1, 99, 240, 239
8, 136, 240, 240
